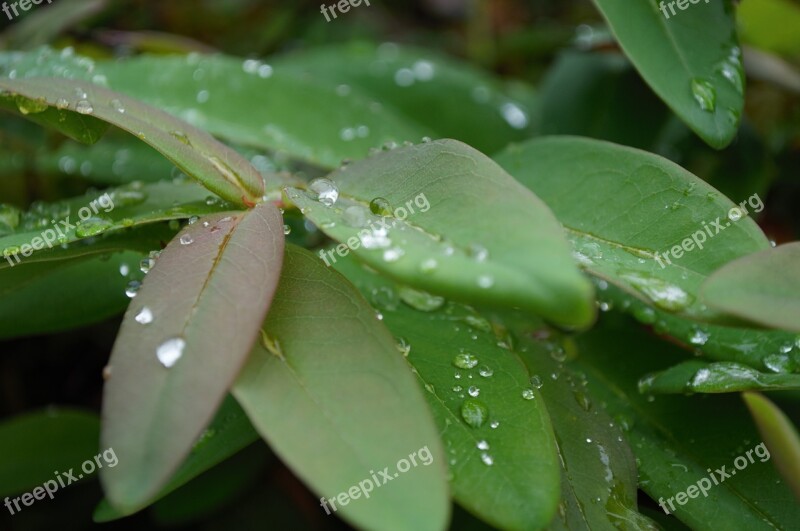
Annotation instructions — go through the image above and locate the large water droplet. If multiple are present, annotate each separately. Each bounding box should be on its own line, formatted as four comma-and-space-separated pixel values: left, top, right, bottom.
453, 352, 479, 369
75, 99, 94, 115
309, 178, 339, 206
619, 271, 693, 311
180, 234, 194, 245
521, 389, 536, 400
135, 307, 154, 324
399, 286, 445, 311
156, 337, 186, 368
76, 218, 113, 238
460, 398, 489, 428
369, 197, 393, 216
690, 78, 716, 112
17, 96, 48, 115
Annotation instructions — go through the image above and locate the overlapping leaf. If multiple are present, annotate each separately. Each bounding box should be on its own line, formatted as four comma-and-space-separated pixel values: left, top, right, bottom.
100, 203, 284, 511
232, 245, 450, 531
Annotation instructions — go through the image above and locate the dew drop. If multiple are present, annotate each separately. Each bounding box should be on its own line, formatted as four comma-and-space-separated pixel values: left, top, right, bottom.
478, 365, 494, 378
135, 307, 153, 324
125, 280, 142, 298
476, 440, 490, 451
453, 352, 479, 369
399, 286, 445, 311
460, 398, 489, 428
75, 99, 94, 115
369, 197, 393, 216
530, 375, 543, 389
180, 234, 194, 245
468, 386, 480, 397
156, 337, 186, 368
690, 78, 716, 112
308, 178, 339, 206
480, 453, 494, 466
521, 389, 536, 400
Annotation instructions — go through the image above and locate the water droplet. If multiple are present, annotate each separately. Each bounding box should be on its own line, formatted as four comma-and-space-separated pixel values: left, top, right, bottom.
716, 60, 744, 94
764, 354, 794, 374
460, 398, 489, 428
619, 271, 693, 311
573, 390, 592, 411
490, 420, 500, 429
343, 205, 368, 228
55, 97, 69, 110
500, 102, 529, 129
399, 286, 445, 311
283, 224, 292, 235
468, 386, 480, 397
383, 247, 404, 262
135, 307, 154, 324
75, 99, 94, 115
16, 96, 48, 115
453, 352, 479, 369
728, 207, 743, 222
369, 197, 392, 216
308, 178, 339, 206
477, 275, 494, 289
110, 99, 125, 113
467, 243, 489, 262
119, 263, 130, 277
476, 440, 490, 450
76, 218, 113, 238
521, 389, 536, 400
530, 375, 543, 389
125, 280, 142, 298
170, 130, 191, 145
180, 234, 194, 245
452, 385, 463, 392
156, 337, 186, 368
478, 365, 494, 378
480, 453, 494, 466
420, 258, 438, 274
689, 328, 709, 346
690, 78, 716, 112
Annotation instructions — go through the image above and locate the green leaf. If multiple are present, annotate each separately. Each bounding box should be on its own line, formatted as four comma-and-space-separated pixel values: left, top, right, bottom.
537, 50, 670, 150
100, 203, 284, 511
0, 180, 229, 269
0, 0, 108, 50
701, 243, 800, 332
0, 252, 143, 340
591, 0, 743, 148
333, 255, 561, 531
569, 314, 798, 529
639, 360, 800, 394
0, 408, 99, 497
96, 53, 430, 169
0, 76, 264, 206
519, 344, 653, 530
743, 392, 800, 501
94, 395, 260, 522
738, 0, 800, 57
495, 136, 769, 322
232, 245, 450, 531
273, 41, 536, 155
595, 282, 800, 374
289, 139, 594, 329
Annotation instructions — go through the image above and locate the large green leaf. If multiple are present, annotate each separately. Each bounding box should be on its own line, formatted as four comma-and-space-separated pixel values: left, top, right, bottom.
738, 0, 800, 57
0, 408, 99, 498
272, 42, 536, 155
288, 139, 594, 329
591, 0, 743, 148
0, 252, 143, 340
333, 255, 560, 531
701, 243, 800, 332
571, 314, 799, 529
100, 203, 284, 511
96, 53, 430, 169
232, 245, 450, 531
94, 395, 260, 522
743, 392, 800, 500
495, 136, 769, 323
0, 76, 264, 206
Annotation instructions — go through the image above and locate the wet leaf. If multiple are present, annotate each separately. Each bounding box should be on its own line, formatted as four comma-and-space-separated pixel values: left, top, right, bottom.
639, 360, 800, 394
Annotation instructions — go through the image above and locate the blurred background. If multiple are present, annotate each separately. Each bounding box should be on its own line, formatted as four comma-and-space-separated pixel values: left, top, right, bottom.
0, 0, 798, 529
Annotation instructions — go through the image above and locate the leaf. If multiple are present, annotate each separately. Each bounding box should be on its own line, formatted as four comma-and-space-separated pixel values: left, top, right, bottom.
333, 255, 561, 531
570, 314, 798, 529
95, 53, 430, 169
0, 252, 143, 340
495, 136, 769, 322
0, 76, 264, 206
591, 0, 743, 148
743, 392, 800, 501
232, 245, 450, 531
0, 0, 108, 50
94, 395, 260, 522
100, 203, 284, 511
639, 360, 800, 394
537, 50, 670, 150
519, 344, 653, 530
0, 180, 229, 269
701, 243, 800, 332
0, 408, 99, 497
738, 0, 800, 57
273, 42, 536, 155
288, 139, 594, 329
595, 282, 800, 374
